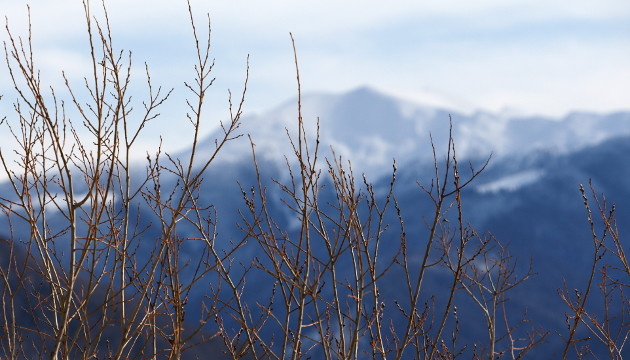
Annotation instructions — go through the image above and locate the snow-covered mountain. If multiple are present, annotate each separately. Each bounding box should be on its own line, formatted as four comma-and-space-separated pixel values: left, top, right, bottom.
2, 86, 629, 357
181, 87, 630, 356
204, 86, 630, 182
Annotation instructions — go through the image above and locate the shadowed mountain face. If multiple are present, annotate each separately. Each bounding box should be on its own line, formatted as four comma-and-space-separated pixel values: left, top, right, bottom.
1, 87, 629, 357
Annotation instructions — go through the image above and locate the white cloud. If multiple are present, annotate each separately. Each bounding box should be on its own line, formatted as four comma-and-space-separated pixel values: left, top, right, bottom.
5, 1, 629, 40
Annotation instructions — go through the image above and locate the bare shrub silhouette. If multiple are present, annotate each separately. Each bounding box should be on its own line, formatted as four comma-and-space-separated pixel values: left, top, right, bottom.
559, 182, 629, 359
0, 1, 627, 360
1, 1, 248, 358
205, 36, 547, 360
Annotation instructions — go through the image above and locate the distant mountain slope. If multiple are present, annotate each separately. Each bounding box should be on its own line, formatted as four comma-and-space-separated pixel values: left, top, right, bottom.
198, 86, 630, 179
2, 86, 628, 357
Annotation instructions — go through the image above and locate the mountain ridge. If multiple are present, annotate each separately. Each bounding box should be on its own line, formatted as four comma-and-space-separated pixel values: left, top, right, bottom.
194, 86, 630, 180
1, 86, 629, 357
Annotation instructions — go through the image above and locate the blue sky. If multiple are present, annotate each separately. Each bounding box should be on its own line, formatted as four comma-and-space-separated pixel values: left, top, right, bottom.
1, 0, 629, 157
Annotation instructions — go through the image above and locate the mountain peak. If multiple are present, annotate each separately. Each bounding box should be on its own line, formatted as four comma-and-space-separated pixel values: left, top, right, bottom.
199, 87, 630, 178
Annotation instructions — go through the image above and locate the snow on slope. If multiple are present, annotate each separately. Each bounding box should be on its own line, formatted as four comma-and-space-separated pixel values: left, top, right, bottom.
199, 86, 630, 179
475, 169, 545, 194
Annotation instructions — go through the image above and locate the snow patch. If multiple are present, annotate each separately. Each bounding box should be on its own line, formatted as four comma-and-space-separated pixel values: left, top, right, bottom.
476, 169, 544, 194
